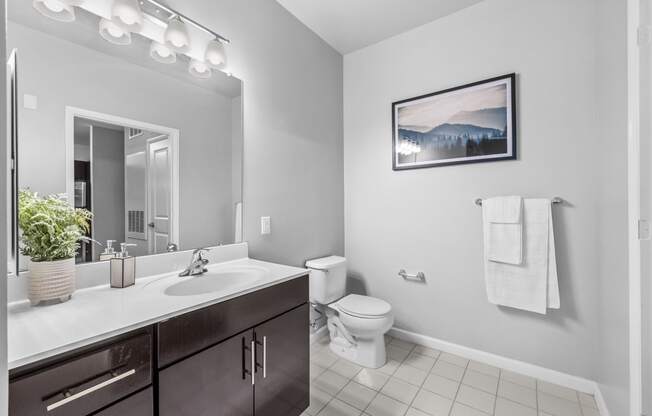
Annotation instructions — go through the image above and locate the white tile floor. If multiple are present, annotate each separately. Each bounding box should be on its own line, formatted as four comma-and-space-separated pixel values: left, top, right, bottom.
304, 335, 601, 416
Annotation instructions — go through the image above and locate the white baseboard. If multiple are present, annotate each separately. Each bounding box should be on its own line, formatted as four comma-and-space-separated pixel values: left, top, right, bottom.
389, 327, 610, 416
310, 324, 329, 344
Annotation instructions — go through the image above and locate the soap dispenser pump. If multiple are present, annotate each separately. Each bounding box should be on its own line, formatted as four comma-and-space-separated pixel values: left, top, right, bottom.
99, 240, 117, 261
110, 243, 137, 288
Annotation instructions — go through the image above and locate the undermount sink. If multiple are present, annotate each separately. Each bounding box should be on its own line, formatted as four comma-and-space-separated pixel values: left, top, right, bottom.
164, 266, 269, 297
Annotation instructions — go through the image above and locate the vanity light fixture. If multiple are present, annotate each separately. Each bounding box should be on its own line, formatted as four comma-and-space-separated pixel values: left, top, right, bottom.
33, 0, 233, 77
149, 41, 176, 64
204, 39, 227, 69
99, 17, 132, 45
188, 59, 212, 79
164, 17, 191, 53
111, 0, 144, 32
32, 0, 83, 22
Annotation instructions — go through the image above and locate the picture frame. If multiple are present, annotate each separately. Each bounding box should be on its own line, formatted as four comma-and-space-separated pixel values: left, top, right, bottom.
392, 73, 517, 170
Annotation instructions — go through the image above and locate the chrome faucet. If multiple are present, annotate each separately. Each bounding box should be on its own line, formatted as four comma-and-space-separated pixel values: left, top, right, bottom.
179, 248, 210, 277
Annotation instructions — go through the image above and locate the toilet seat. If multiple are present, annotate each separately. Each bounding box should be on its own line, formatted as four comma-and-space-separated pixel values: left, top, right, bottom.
336, 294, 392, 319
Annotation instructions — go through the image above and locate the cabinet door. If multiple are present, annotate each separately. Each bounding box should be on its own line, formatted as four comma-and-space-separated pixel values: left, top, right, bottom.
159, 330, 254, 416
254, 304, 309, 416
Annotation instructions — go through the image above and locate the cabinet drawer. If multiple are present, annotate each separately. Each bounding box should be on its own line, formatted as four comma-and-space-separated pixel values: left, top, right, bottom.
94, 387, 153, 416
10, 332, 152, 416
158, 275, 308, 367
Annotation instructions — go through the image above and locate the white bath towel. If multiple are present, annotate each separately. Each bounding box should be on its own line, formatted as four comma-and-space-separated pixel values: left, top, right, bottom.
483, 196, 523, 264
483, 199, 560, 314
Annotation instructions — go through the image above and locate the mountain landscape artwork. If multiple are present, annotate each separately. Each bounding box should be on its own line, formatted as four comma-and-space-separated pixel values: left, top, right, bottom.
392, 74, 516, 170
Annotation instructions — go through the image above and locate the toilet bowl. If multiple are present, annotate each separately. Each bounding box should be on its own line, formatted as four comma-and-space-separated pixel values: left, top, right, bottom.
325, 294, 393, 368
306, 256, 394, 368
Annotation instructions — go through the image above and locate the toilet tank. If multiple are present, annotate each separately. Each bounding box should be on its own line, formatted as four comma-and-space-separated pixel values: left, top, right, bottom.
305, 256, 347, 305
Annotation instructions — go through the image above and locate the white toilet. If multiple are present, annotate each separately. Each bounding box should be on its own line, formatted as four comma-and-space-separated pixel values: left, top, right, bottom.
306, 256, 394, 368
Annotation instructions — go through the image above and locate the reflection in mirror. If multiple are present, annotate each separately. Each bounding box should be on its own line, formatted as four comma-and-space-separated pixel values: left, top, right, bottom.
73, 114, 180, 262
7, 0, 243, 272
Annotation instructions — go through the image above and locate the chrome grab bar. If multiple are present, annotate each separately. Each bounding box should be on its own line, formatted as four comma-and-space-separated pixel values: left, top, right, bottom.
398, 269, 425, 282
46, 369, 136, 412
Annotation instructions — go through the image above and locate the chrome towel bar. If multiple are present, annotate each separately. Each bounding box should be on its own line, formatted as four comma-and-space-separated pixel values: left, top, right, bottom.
474, 197, 564, 206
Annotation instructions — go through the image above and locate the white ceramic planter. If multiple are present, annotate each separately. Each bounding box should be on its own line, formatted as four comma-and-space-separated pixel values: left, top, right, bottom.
28, 258, 75, 305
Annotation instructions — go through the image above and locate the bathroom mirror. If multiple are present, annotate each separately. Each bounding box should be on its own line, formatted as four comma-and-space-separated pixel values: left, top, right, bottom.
6, 0, 243, 273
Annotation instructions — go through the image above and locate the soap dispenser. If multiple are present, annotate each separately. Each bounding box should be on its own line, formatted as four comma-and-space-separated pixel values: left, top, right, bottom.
110, 243, 137, 288
99, 240, 117, 261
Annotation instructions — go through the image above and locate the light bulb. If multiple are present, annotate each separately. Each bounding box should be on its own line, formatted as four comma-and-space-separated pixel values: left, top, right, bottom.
164, 18, 190, 53
149, 41, 176, 64
44, 0, 64, 12
99, 18, 132, 45
33, 0, 76, 22
189, 59, 211, 79
204, 39, 227, 69
111, 0, 144, 32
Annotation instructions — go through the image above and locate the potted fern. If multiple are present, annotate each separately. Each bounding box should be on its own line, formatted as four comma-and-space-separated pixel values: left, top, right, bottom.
18, 190, 92, 305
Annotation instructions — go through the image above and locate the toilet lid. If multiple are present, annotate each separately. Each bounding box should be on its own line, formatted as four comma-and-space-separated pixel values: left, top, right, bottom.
337, 294, 392, 318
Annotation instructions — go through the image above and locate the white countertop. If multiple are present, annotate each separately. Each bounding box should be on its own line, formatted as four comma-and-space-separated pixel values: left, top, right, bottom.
8, 258, 309, 370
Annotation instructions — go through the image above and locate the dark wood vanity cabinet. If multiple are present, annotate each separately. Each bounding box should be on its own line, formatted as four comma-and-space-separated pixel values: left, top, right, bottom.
8, 275, 309, 416
158, 277, 309, 416
159, 303, 309, 416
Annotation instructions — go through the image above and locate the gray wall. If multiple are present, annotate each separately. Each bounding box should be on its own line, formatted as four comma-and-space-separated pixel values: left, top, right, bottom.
162, 0, 345, 266
8, 22, 238, 251
344, 1, 628, 408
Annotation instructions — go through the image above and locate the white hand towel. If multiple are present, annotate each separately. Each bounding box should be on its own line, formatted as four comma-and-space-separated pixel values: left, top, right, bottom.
483, 199, 560, 314
483, 196, 523, 265
484, 196, 523, 223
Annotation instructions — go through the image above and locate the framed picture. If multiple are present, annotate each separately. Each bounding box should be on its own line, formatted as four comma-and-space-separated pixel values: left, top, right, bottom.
392, 73, 516, 170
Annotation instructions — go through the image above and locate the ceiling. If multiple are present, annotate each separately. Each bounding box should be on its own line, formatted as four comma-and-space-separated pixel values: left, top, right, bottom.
276, 0, 484, 54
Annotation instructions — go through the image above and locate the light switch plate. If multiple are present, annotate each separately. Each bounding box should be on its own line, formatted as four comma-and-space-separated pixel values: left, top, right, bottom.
638, 219, 650, 240
23, 94, 38, 110
261, 216, 271, 235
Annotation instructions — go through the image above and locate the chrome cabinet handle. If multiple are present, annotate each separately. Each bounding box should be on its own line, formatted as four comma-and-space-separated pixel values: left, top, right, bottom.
250, 340, 256, 386
46, 369, 136, 412
263, 336, 267, 379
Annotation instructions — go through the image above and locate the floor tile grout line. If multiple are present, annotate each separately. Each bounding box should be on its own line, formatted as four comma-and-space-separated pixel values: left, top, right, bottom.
447, 359, 470, 416
314, 359, 363, 416
359, 338, 412, 416
490, 368, 499, 415
403, 348, 440, 413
